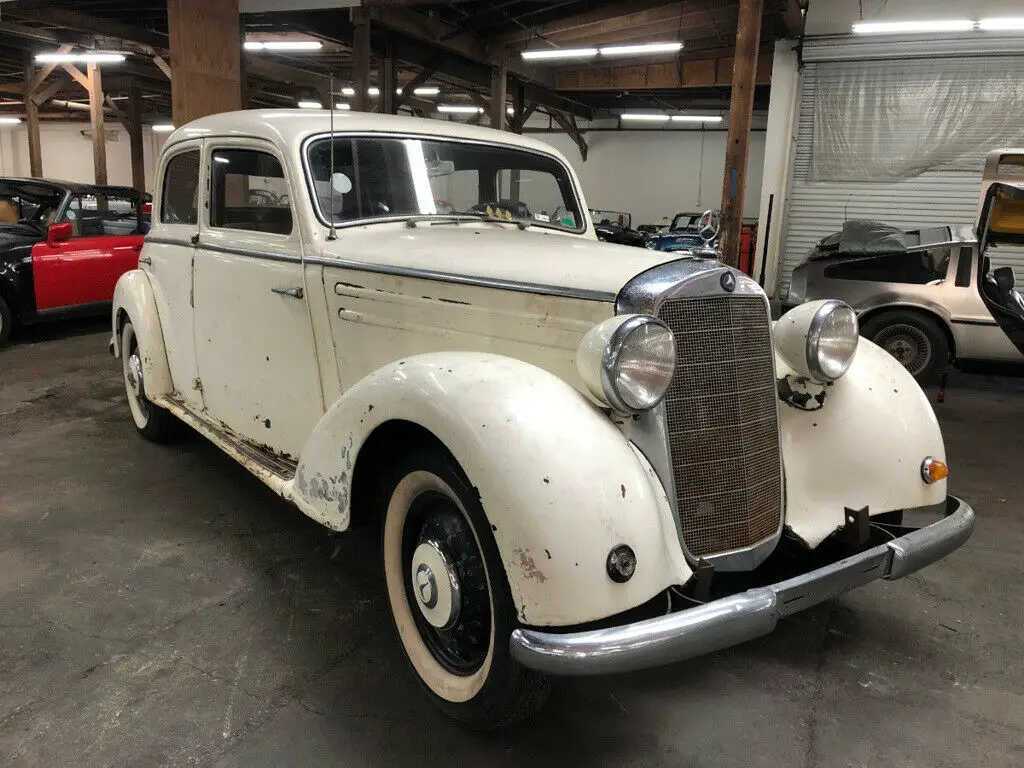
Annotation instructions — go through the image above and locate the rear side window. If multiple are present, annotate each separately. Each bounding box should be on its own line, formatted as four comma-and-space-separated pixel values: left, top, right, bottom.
161, 151, 200, 225
824, 249, 950, 284
955, 247, 974, 287
210, 149, 292, 235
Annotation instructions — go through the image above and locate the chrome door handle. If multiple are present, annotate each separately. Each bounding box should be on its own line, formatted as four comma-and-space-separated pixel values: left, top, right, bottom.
271, 286, 304, 299
138, 255, 152, 265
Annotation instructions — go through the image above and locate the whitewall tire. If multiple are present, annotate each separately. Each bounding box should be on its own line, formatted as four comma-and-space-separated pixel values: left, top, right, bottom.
382, 448, 550, 729
121, 320, 176, 443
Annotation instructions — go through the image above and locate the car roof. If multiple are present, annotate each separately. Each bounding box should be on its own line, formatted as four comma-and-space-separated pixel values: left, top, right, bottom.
0, 177, 142, 198
163, 109, 570, 160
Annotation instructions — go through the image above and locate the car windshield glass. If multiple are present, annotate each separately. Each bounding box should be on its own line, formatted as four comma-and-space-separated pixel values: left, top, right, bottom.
306, 135, 583, 231
670, 213, 698, 231
0, 182, 63, 229
60, 193, 144, 236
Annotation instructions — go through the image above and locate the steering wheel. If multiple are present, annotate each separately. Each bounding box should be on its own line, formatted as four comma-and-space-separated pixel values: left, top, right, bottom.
696, 209, 720, 243
248, 189, 279, 207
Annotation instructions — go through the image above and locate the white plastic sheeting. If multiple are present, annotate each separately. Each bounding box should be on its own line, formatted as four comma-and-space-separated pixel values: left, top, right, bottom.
810, 57, 1024, 182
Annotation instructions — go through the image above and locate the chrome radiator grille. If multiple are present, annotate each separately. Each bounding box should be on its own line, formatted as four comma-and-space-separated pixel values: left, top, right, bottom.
657, 295, 782, 558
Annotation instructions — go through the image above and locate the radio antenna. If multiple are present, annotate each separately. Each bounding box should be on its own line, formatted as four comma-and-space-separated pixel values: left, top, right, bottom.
327, 74, 338, 241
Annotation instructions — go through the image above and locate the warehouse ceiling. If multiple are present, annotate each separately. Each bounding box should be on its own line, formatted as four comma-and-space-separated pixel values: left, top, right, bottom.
0, 0, 802, 123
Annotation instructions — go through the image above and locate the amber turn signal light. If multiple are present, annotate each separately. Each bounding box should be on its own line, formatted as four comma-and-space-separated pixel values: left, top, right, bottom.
921, 457, 948, 484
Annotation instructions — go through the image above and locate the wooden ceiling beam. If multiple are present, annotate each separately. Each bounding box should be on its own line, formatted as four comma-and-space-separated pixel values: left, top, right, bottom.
553, 49, 772, 91
6, 7, 169, 51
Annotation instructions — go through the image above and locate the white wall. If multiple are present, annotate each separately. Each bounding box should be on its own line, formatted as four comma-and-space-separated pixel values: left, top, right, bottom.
806, 0, 1024, 36
0, 122, 168, 192
536, 130, 766, 227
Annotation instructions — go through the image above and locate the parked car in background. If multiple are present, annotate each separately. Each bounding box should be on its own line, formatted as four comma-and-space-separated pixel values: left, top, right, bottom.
787, 217, 1024, 383
113, 109, 973, 729
0, 178, 148, 346
594, 219, 646, 247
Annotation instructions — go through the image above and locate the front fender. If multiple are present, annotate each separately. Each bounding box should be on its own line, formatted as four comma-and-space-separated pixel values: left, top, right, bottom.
111, 270, 173, 398
285, 352, 690, 627
778, 338, 947, 548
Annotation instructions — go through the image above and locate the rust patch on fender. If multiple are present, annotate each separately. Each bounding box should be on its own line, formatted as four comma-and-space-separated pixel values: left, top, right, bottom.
513, 548, 548, 583
777, 374, 827, 412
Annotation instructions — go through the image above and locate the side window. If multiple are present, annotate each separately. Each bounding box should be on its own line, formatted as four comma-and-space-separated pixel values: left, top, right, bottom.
955, 247, 974, 287
824, 250, 948, 284
161, 151, 200, 225
352, 138, 419, 219
210, 148, 292, 235
62, 193, 142, 237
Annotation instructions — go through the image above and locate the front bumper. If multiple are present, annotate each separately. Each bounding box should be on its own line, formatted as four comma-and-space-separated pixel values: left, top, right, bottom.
510, 496, 974, 675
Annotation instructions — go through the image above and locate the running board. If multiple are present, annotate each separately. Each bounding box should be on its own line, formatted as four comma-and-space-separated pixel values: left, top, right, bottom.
158, 394, 298, 493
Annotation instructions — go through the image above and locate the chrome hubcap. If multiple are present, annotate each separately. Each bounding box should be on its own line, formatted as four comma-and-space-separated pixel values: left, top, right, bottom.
410, 540, 462, 630
127, 352, 144, 399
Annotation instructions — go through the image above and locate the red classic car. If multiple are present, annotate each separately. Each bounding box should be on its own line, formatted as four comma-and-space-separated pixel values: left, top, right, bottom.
0, 178, 149, 346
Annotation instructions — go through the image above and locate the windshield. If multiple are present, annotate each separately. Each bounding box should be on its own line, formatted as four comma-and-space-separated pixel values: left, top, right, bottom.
0, 181, 64, 230
670, 213, 700, 231
306, 135, 584, 232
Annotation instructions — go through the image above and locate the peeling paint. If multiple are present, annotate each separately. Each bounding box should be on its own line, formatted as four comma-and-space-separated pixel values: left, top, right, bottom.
620, 484, 626, 498
513, 548, 548, 583
263, 419, 271, 429
777, 374, 827, 411
438, 297, 471, 306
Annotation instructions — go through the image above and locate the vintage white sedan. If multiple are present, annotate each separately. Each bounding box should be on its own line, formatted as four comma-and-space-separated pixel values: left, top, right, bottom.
112, 110, 974, 729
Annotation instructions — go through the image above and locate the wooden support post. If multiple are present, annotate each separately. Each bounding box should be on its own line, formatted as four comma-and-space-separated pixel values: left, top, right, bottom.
718, 0, 763, 267
167, 0, 242, 126
352, 8, 371, 112
87, 62, 108, 185
23, 59, 43, 177
490, 62, 507, 131
380, 35, 396, 115
127, 82, 146, 193
510, 77, 525, 133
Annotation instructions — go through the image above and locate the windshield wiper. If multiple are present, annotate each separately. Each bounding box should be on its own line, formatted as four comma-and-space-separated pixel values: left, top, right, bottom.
405, 212, 530, 230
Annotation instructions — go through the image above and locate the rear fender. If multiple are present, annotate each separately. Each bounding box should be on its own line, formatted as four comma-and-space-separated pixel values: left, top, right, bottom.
778, 338, 947, 548
285, 352, 691, 627
111, 270, 173, 398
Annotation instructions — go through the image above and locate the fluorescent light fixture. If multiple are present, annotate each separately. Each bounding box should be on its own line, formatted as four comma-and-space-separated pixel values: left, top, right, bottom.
35, 51, 126, 63
297, 100, 322, 109
244, 40, 322, 51
506, 106, 515, 115
599, 42, 683, 56
334, 103, 351, 110
521, 47, 598, 61
395, 88, 403, 95
979, 17, 1024, 30
437, 104, 484, 114
852, 19, 974, 34
671, 115, 723, 123
620, 113, 670, 122
0, 117, 22, 125
341, 87, 355, 96
213, 156, 230, 164
413, 86, 440, 96
368, 87, 380, 96
151, 123, 175, 132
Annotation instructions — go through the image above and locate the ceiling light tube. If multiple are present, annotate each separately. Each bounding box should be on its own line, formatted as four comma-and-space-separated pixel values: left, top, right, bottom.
413, 86, 440, 96
521, 47, 598, 61
851, 19, 974, 34
368, 87, 380, 96
671, 115, 723, 123
437, 104, 484, 114
334, 103, 351, 110
340, 87, 355, 96
151, 124, 175, 132
599, 42, 683, 56
506, 106, 515, 115
35, 51, 126, 63
0, 117, 22, 125
620, 113, 670, 122
244, 40, 323, 51
979, 17, 1024, 30
297, 100, 322, 109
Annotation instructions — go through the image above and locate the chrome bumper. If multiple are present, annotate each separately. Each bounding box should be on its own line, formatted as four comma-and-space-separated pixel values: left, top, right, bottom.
510, 496, 974, 676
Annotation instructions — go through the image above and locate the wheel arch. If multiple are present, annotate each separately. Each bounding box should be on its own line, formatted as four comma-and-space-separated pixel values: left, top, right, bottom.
111, 270, 173, 398
283, 351, 691, 627
857, 303, 957, 360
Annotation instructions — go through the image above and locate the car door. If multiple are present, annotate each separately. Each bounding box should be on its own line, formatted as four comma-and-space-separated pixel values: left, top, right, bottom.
191, 140, 324, 458
31, 190, 144, 311
145, 141, 206, 412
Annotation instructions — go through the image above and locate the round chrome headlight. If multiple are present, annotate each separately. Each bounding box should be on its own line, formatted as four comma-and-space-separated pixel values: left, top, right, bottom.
807, 300, 859, 381
577, 315, 676, 413
777, 299, 859, 383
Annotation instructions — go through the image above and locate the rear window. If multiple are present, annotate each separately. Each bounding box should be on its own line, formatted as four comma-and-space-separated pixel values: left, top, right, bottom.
824, 249, 950, 284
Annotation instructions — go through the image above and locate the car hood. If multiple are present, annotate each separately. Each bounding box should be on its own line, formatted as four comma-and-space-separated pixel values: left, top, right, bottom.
325, 224, 680, 301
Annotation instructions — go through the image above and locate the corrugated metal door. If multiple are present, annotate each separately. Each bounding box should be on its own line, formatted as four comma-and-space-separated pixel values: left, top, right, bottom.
779, 57, 1024, 298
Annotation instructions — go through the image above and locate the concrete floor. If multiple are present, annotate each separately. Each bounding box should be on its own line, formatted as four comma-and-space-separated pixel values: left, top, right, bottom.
1, 319, 1023, 767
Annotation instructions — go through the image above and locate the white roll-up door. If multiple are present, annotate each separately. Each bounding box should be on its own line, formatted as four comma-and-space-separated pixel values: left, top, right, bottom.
778, 52, 1024, 298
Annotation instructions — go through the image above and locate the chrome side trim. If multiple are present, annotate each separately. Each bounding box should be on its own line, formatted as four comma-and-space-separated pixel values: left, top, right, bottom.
510, 496, 975, 675
201, 242, 302, 264
145, 235, 192, 248
309, 256, 616, 302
